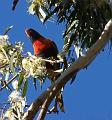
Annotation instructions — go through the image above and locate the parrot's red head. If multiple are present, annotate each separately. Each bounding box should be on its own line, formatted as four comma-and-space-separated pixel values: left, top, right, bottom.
25, 28, 42, 42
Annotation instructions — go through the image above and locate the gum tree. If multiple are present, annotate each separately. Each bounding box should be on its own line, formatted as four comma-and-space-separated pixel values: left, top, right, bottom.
0, 0, 112, 120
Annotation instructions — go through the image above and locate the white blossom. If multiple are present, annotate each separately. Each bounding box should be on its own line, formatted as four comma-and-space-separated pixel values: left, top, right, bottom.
22, 54, 47, 77
8, 90, 22, 102
15, 42, 24, 52
8, 90, 26, 113
22, 58, 31, 72
4, 108, 16, 120
0, 35, 9, 47
0, 52, 8, 67
12, 80, 18, 90
28, 3, 35, 15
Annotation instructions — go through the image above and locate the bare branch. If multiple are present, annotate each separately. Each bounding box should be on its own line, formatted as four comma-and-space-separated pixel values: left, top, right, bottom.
22, 19, 112, 120
37, 98, 50, 120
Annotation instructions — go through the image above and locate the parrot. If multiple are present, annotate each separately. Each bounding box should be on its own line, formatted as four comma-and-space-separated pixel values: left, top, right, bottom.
25, 28, 64, 113
25, 28, 59, 72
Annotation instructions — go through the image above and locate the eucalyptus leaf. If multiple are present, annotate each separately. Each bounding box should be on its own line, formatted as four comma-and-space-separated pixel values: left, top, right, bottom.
35, 0, 112, 51
18, 72, 24, 89
57, 92, 64, 112
22, 80, 28, 97
9, 54, 15, 74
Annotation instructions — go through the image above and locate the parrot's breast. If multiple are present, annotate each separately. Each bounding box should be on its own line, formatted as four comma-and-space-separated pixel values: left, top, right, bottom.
33, 39, 48, 56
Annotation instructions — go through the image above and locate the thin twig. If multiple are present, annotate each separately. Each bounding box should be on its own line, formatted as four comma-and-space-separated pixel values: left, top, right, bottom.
41, 58, 63, 64
0, 73, 19, 91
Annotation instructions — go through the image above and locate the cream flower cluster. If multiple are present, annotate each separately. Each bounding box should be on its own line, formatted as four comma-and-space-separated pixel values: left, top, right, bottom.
22, 53, 47, 78
0, 35, 8, 48
4, 80, 26, 120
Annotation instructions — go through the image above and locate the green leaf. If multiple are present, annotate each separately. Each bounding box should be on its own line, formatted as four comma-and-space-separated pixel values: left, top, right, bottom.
56, 92, 64, 112
22, 80, 28, 97
9, 54, 15, 74
18, 72, 24, 89
3, 25, 13, 35
12, 0, 19, 11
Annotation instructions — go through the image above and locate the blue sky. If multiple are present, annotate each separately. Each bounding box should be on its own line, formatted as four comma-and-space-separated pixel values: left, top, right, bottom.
0, 1, 112, 120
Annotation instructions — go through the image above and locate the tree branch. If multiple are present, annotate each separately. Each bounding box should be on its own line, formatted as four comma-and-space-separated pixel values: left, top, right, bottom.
22, 19, 112, 120
37, 98, 50, 120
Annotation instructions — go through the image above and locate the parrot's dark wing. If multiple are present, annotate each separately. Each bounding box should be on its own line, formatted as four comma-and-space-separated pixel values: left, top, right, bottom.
51, 40, 59, 55
37, 40, 59, 58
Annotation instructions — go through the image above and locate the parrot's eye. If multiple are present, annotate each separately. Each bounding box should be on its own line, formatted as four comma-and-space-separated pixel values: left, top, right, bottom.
29, 30, 32, 34
28, 29, 32, 34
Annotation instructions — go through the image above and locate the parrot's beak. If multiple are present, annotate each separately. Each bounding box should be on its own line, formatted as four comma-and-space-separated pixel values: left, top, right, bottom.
25, 29, 30, 38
